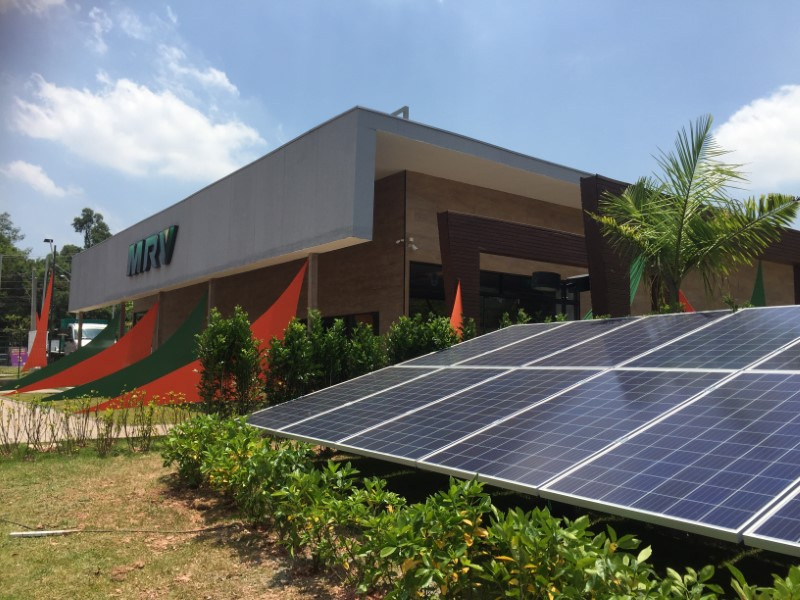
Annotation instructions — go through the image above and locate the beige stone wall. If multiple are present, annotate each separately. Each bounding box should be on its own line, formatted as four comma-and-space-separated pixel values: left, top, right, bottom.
405, 171, 585, 268
630, 260, 795, 314
211, 259, 309, 322
316, 173, 406, 333
157, 282, 207, 347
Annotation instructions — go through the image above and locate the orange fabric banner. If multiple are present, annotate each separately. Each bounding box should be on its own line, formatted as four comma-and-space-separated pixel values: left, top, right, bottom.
449, 280, 463, 340
23, 273, 53, 371
90, 260, 308, 411
16, 302, 158, 392
678, 290, 695, 313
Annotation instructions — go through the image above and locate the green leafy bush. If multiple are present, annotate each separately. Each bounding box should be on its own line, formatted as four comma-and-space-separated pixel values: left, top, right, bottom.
195, 306, 264, 415
161, 414, 225, 487
386, 313, 459, 364
266, 310, 389, 406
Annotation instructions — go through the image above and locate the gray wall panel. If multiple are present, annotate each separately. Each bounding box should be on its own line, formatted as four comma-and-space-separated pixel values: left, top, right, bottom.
70, 109, 370, 311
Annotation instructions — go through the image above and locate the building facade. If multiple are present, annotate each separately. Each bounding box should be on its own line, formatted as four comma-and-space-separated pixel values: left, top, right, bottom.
69, 107, 800, 344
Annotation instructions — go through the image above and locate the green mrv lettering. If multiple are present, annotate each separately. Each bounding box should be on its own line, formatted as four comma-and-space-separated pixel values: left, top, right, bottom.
127, 225, 179, 276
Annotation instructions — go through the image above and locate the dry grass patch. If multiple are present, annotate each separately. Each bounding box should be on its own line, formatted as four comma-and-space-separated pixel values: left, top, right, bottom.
0, 449, 350, 599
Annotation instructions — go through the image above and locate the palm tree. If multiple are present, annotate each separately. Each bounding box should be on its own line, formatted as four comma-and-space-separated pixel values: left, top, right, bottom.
592, 115, 798, 310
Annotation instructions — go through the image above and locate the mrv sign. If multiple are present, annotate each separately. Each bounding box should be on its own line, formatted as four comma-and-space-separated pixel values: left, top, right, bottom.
127, 225, 179, 276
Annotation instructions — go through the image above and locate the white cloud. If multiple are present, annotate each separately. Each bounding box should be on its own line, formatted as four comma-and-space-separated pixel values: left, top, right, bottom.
117, 7, 149, 40
166, 5, 177, 25
715, 85, 800, 196
1, 160, 79, 196
158, 45, 239, 95
87, 6, 112, 54
0, 0, 64, 15
11, 74, 265, 181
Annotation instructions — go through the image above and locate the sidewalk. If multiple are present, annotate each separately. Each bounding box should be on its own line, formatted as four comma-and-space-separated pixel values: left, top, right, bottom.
0, 395, 171, 447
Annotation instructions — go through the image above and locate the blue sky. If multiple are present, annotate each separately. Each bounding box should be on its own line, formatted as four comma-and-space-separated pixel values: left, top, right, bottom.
2, 0, 799, 258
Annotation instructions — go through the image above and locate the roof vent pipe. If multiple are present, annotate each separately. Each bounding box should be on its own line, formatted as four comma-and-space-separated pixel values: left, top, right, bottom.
391, 106, 409, 120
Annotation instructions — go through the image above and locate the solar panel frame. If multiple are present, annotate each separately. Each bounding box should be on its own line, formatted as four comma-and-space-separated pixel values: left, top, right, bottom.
749, 338, 800, 373
399, 323, 564, 367
248, 366, 438, 431
340, 368, 604, 461
744, 478, 800, 557
419, 369, 727, 491
458, 318, 632, 368
532, 311, 726, 368
626, 306, 800, 370
276, 367, 509, 447
246, 306, 800, 556
542, 371, 800, 543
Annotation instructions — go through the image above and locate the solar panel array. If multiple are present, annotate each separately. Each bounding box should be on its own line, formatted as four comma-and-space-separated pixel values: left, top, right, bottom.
248, 306, 800, 556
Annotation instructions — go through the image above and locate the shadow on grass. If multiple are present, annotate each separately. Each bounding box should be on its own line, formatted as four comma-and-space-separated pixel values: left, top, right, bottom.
157, 472, 350, 599
159, 450, 796, 593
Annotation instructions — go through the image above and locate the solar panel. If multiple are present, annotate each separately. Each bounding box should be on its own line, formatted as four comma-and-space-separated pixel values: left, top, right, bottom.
459, 318, 628, 367
754, 339, 800, 372
280, 368, 505, 444
744, 483, 800, 557
402, 323, 559, 367
247, 306, 800, 556
342, 368, 599, 460
423, 369, 725, 486
534, 312, 723, 368
248, 366, 436, 431
544, 372, 800, 541
627, 306, 800, 370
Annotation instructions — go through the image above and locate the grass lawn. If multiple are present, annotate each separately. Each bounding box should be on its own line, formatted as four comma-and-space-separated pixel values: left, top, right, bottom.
0, 446, 348, 600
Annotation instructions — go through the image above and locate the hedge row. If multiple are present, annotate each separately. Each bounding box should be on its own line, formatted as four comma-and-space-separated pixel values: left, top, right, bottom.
196, 309, 473, 414
162, 416, 799, 599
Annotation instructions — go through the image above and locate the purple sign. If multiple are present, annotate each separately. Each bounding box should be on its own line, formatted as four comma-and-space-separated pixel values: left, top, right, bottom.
9, 347, 27, 367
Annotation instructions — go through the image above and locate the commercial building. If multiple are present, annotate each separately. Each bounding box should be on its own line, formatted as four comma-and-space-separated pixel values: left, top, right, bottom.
68, 107, 800, 344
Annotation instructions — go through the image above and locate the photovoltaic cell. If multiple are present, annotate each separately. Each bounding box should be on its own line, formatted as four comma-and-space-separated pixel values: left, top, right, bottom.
343, 369, 598, 459
282, 368, 504, 443
424, 370, 724, 486
745, 488, 800, 556
248, 366, 435, 431
246, 307, 800, 556
756, 340, 800, 372
459, 318, 627, 367
535, 312, 723, 368
402, 323, 559, 366
627, 306, 800, 370
546, 372, 800, 536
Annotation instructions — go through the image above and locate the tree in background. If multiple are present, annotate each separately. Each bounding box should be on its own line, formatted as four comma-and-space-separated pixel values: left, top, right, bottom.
72, 208, 111, 249
0, 213, 33, 346
593, 115, 798, 310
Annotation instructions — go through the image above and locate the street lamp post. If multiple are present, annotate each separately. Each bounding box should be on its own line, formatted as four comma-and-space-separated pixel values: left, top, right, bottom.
43, 239, 56, 360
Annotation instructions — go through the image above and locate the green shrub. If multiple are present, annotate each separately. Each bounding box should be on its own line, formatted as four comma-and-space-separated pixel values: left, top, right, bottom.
195, 306, 265, 416
363, 477, 492, 598
231, 436, 314, 524
264, 319, 317, 405
271, 459, 360, 563
346, 321, 388, 378
266, 311, 388, 406
161, 414, 225, 487
499, 308, 533, 328
386, 313, 459, 364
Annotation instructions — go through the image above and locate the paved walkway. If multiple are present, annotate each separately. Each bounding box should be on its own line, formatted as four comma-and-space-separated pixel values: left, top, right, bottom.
0, 395, 171, 448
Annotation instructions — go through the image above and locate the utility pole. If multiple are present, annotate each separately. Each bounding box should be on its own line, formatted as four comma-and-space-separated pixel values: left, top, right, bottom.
29, 268, 37, 353
41, 254, 49, 313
